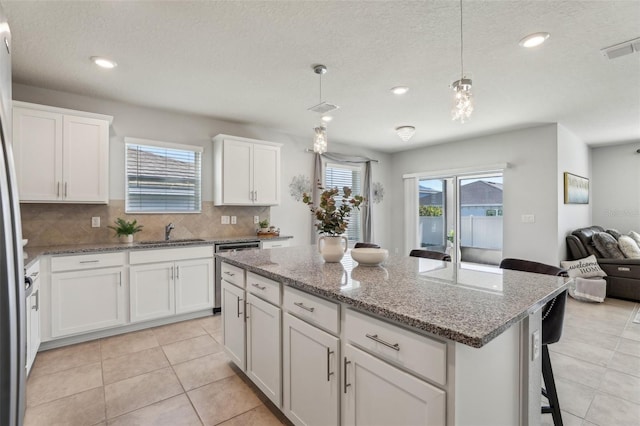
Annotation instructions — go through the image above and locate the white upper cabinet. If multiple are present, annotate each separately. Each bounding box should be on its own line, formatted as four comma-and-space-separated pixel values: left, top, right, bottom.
13, 101, 112, 204
212, 134, 281, 206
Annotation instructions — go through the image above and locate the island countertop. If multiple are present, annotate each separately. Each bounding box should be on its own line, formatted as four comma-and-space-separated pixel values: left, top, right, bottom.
217, 245, 570, 348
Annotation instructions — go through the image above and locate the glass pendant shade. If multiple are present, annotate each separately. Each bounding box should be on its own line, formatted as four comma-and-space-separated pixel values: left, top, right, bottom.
451, 78, 473, 123
313, 125, 327, 154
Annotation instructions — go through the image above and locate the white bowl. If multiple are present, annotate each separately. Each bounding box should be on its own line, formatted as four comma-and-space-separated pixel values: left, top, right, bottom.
22, 239, 28, 247
350, 248, 388, 266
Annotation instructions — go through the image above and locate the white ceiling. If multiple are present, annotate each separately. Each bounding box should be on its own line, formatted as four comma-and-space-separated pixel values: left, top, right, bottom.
3, 1, 640, 153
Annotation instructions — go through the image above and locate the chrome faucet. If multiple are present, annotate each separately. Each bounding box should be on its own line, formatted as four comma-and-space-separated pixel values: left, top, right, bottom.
165, 223, 175, 241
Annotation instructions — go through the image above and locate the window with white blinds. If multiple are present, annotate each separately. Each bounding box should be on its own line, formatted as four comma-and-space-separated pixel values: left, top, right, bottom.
125, 138, 203, 213
325, 163, 362, 241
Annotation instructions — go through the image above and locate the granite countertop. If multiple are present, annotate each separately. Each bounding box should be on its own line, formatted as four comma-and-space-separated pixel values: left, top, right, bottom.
216, 245, 570, 348
22, 235, 292, 269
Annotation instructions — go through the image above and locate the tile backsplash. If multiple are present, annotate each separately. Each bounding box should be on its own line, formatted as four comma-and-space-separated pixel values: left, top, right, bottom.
20, 200, 269, 247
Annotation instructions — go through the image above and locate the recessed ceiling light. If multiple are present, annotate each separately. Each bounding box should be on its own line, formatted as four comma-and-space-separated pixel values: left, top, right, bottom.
391, 86, 409, 95
321, 115, 333, 122
519, 32, 550, 48
90, 56, 117, 69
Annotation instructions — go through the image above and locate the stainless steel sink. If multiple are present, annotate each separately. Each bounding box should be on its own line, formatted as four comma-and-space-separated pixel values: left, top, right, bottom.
137, 238, 206, 245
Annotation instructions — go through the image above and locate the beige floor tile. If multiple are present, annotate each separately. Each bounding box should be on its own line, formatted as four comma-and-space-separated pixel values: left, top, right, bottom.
621, 323, 640, 342
210, 327, 223, 344
101, 329, 159, 360
540, 410, 582, 426
560, 325, 620, 351
152, 320, 208, 345
549, 352, 606, 389
107, 394, 202, 426
30, 340, 101, 378
598, 369, 640, 405
24, 387, 105, 426
554, 377, 597, 418
218, 404, 284, 426
102, 347, 169, 385
608, 351, 640, 378
173, 351, 235, 391
564, 314, 626, 337
550, 338, 615, 367
104, 367, 184, 419
617, 337, 640, 357
27, 362, 103, 407
162, 334, 223, 365
188, 375, 262, 425
193, 314, 222, 336
585, 393, 640, 426
567, 302, 634, 325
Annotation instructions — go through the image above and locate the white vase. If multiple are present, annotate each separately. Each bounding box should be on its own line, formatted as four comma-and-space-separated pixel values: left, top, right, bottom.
122, 234, 134, 244
318, 235, 348, 262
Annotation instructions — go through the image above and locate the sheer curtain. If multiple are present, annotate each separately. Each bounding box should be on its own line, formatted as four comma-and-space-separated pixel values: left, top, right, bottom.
311, 152, 375, 243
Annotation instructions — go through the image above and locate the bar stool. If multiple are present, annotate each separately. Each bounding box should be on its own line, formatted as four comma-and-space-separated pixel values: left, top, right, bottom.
354, 242, 380, 249
409, 249, 452, 262
499, 258, 568, 426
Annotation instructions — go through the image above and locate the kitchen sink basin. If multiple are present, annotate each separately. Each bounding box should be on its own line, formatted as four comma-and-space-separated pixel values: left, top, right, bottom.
138, 238, 206, 245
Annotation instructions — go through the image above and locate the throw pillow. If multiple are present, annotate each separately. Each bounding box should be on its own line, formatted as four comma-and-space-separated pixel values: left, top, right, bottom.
561, 255, 607, 278
606, 229, 622, 240
592, 232, 625, 259
618, 235, 640, 259
629, 231, 640, 247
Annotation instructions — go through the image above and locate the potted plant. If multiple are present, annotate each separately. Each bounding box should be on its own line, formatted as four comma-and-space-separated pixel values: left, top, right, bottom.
258, 219, 269, 231
302, 186, 364, 262
108, 218, 143, 244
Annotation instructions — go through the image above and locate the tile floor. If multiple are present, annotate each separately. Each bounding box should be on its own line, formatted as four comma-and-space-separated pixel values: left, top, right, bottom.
25, 297, 640, 425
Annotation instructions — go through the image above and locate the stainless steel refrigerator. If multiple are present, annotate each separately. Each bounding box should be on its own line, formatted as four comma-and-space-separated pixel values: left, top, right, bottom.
0, 4, 26, 425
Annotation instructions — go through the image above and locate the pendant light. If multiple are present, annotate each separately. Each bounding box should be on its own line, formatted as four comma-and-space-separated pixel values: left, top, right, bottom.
451, 0, 474, 123
308, 64, 338, 154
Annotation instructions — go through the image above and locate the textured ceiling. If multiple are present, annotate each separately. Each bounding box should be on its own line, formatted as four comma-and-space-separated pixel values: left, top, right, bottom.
3, 1, 640, 152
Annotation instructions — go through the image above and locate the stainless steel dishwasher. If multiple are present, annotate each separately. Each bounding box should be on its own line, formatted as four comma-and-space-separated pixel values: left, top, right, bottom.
214, 240, 260, 312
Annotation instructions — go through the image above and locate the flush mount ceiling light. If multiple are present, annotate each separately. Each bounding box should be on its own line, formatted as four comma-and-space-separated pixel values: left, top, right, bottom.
450, 0, 473, 123
308, 64, 338, 154
90, 56, 117, 69
395, 126, 416, 142
519, 32, 550, 48
391, 86, 409, 95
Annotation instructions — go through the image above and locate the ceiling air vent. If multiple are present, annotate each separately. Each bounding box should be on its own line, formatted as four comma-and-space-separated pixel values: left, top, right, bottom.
601, 37, 640, 60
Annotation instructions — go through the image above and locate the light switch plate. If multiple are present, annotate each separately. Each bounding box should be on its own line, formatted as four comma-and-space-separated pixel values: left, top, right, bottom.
221, 216, 230, 225
91, 217, 100, 228
231, 216, 237, 224
521, 214, 535, 223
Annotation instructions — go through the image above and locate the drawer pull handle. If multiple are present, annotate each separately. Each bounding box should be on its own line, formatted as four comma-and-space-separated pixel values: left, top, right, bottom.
366, 333, 400, 351
343, 357, 351, 393
327, 347, 334, 382
294, 302, 315, 312
79, 260, 100, 264
29, 271, 39, 279
251, 283, 266, 290
237, 296, 243, 318
618, 267, 630, 272
224, 271, 235, 276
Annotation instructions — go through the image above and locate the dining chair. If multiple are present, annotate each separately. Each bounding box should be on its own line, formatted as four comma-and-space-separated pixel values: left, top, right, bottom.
499, 258, 568, 426
409, 249, 452, 262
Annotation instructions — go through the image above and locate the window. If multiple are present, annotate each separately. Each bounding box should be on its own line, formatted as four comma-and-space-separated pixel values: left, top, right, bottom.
125, 138, 203, 213
325, 163, 362, 241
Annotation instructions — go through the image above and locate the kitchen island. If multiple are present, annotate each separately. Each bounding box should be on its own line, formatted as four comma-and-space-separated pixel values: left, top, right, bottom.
217, 245, 569, 426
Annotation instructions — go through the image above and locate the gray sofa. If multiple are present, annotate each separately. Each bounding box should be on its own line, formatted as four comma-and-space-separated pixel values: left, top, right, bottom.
566, 225, 640, 301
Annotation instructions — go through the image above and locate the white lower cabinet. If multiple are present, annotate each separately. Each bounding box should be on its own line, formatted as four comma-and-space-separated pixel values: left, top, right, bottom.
342, 344, 446, 426
246, 293, 281, 406
222, 279, 246, 370
25, 261, 41, 374
129, 263, 175, 322
175, 258, 214, 314
283, 313, 339, 426
51, 266, 125, 337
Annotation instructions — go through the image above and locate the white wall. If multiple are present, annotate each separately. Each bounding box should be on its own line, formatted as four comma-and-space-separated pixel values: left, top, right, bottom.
13, 83, 392, 248
390, 125, 561, 265
556, 125, 591, 260
592, 141, 640, 233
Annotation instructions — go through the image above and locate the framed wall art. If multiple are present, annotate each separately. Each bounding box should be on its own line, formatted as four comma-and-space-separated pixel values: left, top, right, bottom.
564, 172, 589, 204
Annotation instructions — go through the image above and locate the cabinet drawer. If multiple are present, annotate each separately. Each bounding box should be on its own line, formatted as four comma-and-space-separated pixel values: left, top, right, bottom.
283, 286, 339, 334
247, 271, 280, 306
345, 308, 447, 386
129, 246, 213, 264
25, 260, 40, 281
260, 239, 290, 249
221, 262, 245, 288
51, 252, 125, 272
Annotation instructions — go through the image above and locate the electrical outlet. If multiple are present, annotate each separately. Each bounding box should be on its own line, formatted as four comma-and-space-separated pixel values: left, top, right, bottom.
231, 216, 237, 224
91, 217, 100, 228
532, 330, 540, 361
254, 216, 260, 224
221, 216, 230, 225
521, 214, 535, 223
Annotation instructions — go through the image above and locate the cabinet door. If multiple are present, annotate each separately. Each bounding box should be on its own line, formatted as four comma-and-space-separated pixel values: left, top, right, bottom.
283, 313, 339, 426
63, 115, 109, 203
252, 143, 280, 205
342, 344, 445, 426
28, 282, 41, 373
12, 107, 63, 201
175, 258, 214, 314
130, 263, 175, 322
222, 280, 246, 370
51, 267, 125, 337
222, 139, 253, 205
246, 294, 281, 407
